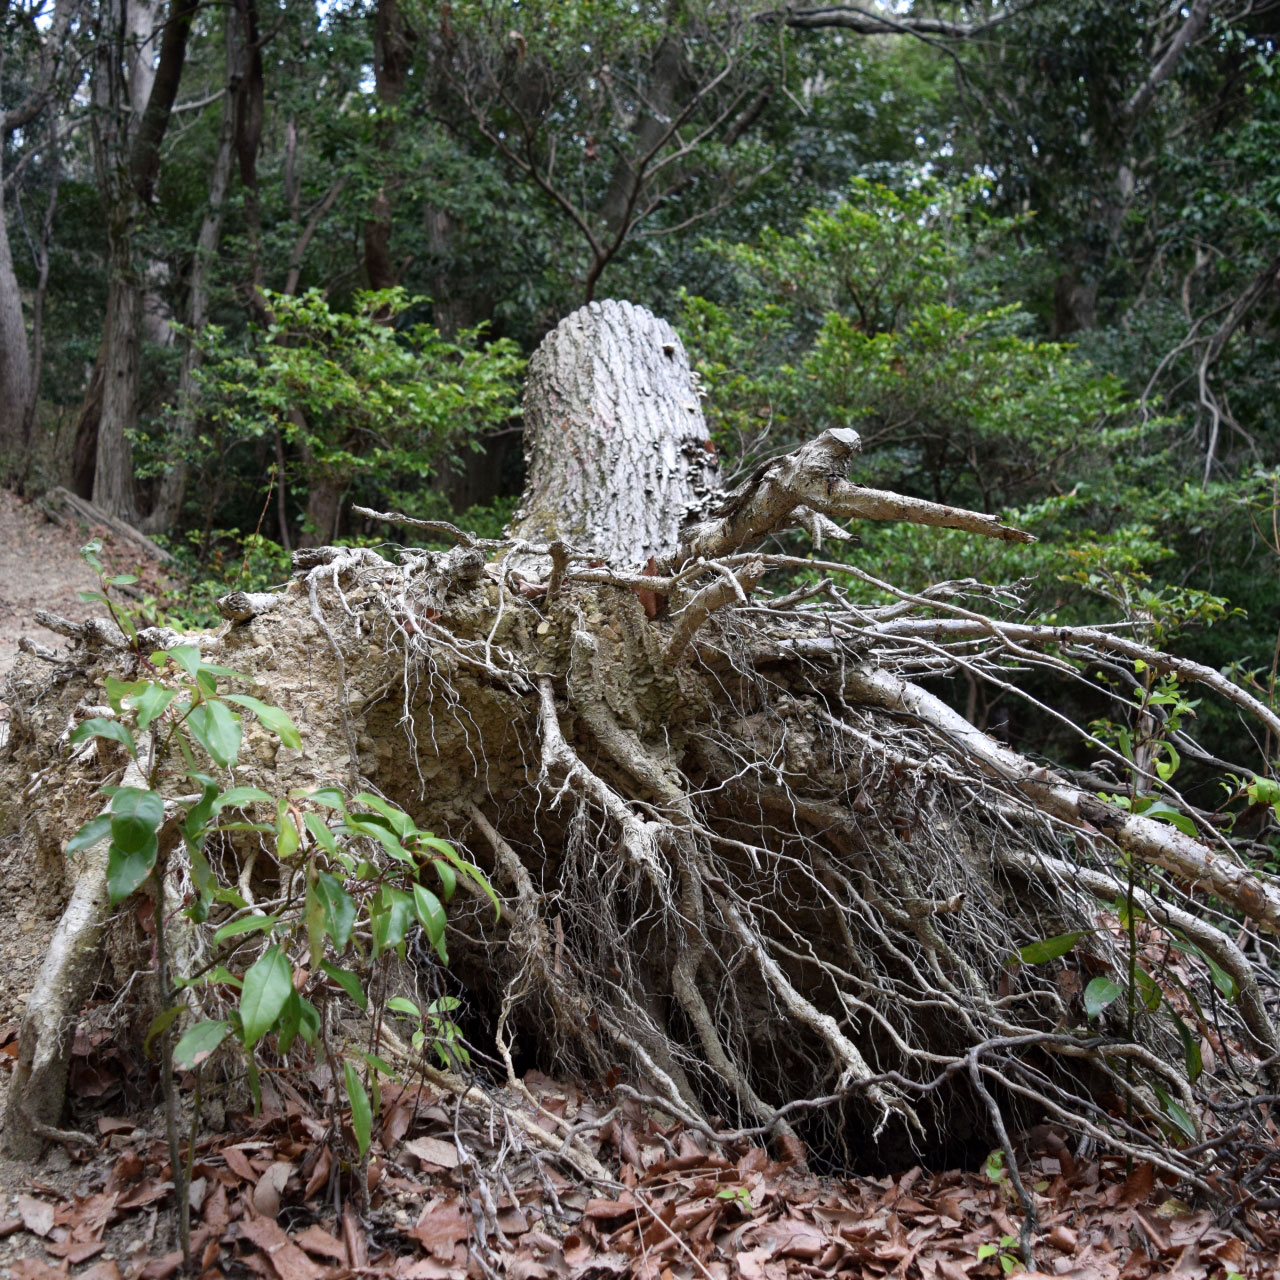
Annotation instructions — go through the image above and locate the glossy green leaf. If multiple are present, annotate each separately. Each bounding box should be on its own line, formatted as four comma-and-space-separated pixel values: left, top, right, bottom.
315, 872, 356, 949
213, 787, 275, 812
187, 701, 242, 768
104, 675, 145, 713
276, 990, 302, 1055
344, 1060, 372, 1156
304, 812, 339, 855
70, 717, 136, 759
1084, 976, 1123, 1018
107, 843, 157, 904
144, 1005, 185, 1058
354, 793, 416, 839
346, 815, 414, 865
239, 947, 293, 1049
371, 886, 414, 958
167, 645, 202, 677
213, 913, 279, 943
131, 683, 177, 731
173, 1020, 231, 1070
277, 811, 301, 860
387, 997, 421, 1018
413, 884, 448, 963
223, 694, 302, 749
1135, 967, 1164, 1012
67, 815, 112, 854
297, 997, 320, 1046
110, 787, 164, 852
309, 787, 347, 811
320, 960, 367, 1011
1016, 931, 1090, 965
431, 859, 457, 902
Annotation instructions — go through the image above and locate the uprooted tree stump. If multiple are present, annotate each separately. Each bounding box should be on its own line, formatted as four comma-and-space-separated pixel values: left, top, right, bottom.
4, 301, 1280, 1209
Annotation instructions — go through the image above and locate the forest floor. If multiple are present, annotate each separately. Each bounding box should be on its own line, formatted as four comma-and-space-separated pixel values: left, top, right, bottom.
0, 492, 1277, 1279
0, 490, 101, 694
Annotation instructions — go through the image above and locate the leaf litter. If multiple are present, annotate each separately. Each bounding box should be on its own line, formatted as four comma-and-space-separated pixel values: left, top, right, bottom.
2, 1054, 1278, 1280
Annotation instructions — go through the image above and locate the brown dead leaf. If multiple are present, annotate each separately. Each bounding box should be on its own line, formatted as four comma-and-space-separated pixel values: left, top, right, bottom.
734, 1245, 786, 1280
343, 1202, 367, 1268
134, 1252, 185, 1279
105, 1151, 144, 1192
43, 1239, 107, 1264
404, 1135, 460, 1169
303, 1144, 332, 1202
10, 1260, 67, 1279
747, 1216, 829, 1261
295, 1223, 346, 1262
408, 1196, 471, 1261
96, 1116, 136, 1135
238, 1214, 329, 1280
1046, 1224, 1078, 1252
252, 1161, 294, 1218
116, 1179, 173, 1211
393, 1260, 463, 1279
223, 1145, 258, 1182
16, 1193, 55, 1237
1118, 1161, 1155, 1206
382, 1100, 414, 1148
78, 1262, 124, 1280
582, 1194, 640, 1221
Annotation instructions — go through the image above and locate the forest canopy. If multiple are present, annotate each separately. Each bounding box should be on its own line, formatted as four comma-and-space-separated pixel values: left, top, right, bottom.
1, 0, 1276, 620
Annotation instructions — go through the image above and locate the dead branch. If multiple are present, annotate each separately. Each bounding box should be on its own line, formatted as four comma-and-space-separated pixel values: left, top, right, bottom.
678, 428, 1033, 562
844, 663, 1280, 933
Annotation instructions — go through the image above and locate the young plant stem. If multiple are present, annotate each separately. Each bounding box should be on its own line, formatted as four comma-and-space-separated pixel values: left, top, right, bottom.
154, 864, 191, 1270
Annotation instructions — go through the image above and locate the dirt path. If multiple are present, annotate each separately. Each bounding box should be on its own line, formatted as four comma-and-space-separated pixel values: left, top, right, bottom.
0, 490, 102, 684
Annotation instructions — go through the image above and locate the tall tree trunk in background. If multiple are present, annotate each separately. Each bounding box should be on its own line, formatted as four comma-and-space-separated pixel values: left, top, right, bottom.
0, 168, 32, 474
597, 33, 692, 240
425, 207, 509, 512
363, 0, 414, 290
18, 143, 61, 487
142, 9, 242, 533
0, 0, 80, 480
84, 0, 199, 522
234, 0, 266, 309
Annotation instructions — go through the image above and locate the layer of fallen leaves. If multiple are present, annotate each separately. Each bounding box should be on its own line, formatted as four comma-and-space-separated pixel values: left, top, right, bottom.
3, 1062, 1279, 1280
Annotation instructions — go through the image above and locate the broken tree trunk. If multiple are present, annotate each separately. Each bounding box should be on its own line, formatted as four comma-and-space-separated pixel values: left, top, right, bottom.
4, 302, 1278, 1203
507, 299, 720, 563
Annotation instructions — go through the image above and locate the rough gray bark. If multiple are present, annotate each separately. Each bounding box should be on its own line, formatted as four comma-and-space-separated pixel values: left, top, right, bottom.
507, 300, 720, 565
0, 177, 32, 466
86, 0, 199, 522
142, 10, 242, 534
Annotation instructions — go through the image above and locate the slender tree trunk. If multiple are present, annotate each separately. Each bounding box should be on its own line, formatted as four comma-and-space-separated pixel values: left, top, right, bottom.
363, 0, 414, 290
71, 357, 105, 497
0, 175, 33, 475
234, 0, 266, 309
301, 475, 343, 547
18, 145, 61, 487
598, 34, 691, 239
92, 222, 144, 519
142, 13, 241, 533
80, 0, 199, 522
